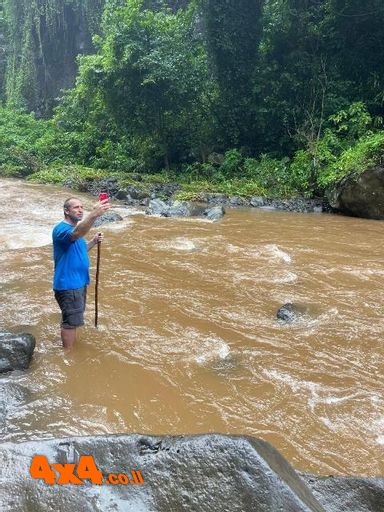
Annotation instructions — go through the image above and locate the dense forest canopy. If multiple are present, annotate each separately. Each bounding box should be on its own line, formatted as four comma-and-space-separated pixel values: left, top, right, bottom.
1, 0, 384, 198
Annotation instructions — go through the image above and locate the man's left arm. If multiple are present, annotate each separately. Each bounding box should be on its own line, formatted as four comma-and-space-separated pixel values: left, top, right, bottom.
87, 232, 104, 251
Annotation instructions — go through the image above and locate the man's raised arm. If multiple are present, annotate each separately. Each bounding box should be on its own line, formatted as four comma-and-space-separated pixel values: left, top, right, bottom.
71, 200, 110, 241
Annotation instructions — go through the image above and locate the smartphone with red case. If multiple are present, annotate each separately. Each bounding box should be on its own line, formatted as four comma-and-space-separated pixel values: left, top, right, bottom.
99, 192, 109, 202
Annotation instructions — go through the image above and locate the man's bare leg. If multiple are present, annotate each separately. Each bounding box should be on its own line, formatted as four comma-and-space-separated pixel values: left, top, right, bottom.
61, 327, 76, 349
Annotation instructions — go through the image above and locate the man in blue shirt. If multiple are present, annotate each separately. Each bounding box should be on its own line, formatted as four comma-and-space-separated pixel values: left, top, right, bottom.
53, 196, 110, 348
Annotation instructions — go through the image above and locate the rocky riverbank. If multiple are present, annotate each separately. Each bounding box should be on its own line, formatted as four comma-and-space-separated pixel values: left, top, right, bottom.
63, 164, 384, 219
70, 176, 331, 215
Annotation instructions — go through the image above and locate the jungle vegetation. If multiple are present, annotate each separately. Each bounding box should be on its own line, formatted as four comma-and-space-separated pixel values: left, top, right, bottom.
1, 0, 384, 198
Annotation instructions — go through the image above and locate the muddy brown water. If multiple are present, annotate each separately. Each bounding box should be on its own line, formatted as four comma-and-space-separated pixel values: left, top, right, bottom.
0, 178, 383, 476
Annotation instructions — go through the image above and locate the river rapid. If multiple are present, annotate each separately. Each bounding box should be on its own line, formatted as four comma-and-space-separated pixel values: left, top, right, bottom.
0, 178, 383, 477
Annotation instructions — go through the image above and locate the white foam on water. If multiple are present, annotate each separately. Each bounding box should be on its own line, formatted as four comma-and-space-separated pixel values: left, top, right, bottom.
159, 237, 198, 252
192, 336, 230, 364
265, 244, 292, 263
270, 271, 298, 283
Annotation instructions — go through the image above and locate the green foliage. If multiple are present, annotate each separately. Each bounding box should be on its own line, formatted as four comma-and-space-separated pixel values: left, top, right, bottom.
49, 0, 214, 170
2, 0, 384, 203
289, 102, 377, 193
317, 131, 384, 187
0, 107, 48, 176
27, 164, 110, 188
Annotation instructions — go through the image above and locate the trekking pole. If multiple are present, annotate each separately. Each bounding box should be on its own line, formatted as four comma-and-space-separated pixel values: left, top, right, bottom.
95, 235, 101, 328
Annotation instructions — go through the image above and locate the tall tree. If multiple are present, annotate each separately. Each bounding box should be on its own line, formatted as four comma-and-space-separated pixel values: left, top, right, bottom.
0, 0, 6, 98
325, 0, 384, 115
202, 0, 263, 149
55, 0, 215, 170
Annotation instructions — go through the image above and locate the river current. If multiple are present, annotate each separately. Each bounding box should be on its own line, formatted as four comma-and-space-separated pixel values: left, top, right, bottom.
0, 178, 383, 476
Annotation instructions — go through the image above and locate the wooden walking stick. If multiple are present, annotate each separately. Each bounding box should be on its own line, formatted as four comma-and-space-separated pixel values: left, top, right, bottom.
95, 235, 101, 328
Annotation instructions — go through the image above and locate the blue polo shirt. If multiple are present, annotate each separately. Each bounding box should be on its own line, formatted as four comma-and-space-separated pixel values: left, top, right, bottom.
52, 221, 90, 291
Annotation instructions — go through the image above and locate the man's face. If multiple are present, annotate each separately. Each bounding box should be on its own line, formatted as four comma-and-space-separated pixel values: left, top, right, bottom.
64, 199, 84, 223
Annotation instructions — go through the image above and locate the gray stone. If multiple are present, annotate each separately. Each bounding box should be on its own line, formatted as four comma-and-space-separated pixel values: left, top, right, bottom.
229, 196, 247, 207
0, 332, 35, 373
0, 434, 327, 512
328, 166, 384, 219
250, 196, 265, 207
115, 189, 129, 200
146, 198, 169, 216
164, 200, 195, 218
93, 212, 123, 228
277, 303, 308, 323
204, 205, 225, 221
301, 473, 384, 512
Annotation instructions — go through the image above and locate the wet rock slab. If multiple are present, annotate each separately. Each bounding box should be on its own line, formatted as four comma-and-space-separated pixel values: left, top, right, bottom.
300, 473, 384, 512
0, 434, 382, 512
0, 332, 35, 373
0, 434, 323, 512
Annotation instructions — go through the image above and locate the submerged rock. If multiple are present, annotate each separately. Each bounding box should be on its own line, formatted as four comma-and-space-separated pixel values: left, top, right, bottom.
277, 303, 308, 323
0, 381, 32, 434
0, 332, 35, 373
93, 211, 123, 228
146, 200, 223, 220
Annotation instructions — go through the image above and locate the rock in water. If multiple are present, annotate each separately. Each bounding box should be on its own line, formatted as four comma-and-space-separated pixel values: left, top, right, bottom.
0, 332, 35, 373
277, 303, 307, 323
146, 198, 169, 216
93, 212, 123, 228
205, 205, 225, 221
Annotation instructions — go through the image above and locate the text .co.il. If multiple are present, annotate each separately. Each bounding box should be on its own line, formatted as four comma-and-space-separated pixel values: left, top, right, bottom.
29, 455, 144, 486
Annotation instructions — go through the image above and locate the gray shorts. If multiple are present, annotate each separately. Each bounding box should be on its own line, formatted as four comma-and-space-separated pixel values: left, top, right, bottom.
54, 286, 87, 329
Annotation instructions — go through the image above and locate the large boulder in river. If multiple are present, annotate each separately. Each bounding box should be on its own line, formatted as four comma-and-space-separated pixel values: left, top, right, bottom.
0, 332, 35, 373
164, 200, 201, 218
0, 433, 382, 512
328, 166, 384, 219
146, 198, 170, 216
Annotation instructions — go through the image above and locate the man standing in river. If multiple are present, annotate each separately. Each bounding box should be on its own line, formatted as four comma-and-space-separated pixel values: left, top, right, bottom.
52, 197, 110, 349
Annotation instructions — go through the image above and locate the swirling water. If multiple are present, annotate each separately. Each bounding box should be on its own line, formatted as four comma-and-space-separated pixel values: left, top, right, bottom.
0, 178, 383, 476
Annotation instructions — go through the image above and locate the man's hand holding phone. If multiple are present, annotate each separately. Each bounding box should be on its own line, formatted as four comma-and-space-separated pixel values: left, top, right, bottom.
99, 192, 109, 203
92, 192, 110, 218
